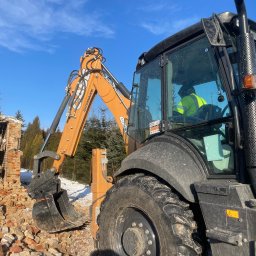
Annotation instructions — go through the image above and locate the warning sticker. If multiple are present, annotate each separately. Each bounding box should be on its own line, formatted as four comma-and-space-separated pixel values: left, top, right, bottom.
149, 120, 161, 135
226, 209, 239, 219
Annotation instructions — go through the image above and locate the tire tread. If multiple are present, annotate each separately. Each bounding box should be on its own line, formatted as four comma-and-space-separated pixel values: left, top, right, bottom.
97, 174, 202, 255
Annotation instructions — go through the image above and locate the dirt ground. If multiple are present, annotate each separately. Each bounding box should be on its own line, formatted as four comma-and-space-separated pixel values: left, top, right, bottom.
0, 185, 95, 256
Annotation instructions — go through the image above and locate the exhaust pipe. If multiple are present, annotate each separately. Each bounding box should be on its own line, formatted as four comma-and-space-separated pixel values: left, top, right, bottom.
235, 0, 250, 34
234, 0, 256, 193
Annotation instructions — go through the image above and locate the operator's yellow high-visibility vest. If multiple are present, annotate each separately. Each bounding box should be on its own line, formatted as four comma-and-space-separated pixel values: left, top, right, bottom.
176, 93, 207, 116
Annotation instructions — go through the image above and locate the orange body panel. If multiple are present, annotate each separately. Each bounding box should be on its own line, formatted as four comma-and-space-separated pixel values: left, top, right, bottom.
90, 148, 112, 239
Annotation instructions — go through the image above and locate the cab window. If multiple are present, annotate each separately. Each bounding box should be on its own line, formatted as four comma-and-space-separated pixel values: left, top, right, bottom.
166, 37, 234, 175
128, 58, 162, 143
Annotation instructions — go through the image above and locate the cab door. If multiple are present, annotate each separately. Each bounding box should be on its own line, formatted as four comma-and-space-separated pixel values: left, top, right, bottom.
165, 36, 235, 176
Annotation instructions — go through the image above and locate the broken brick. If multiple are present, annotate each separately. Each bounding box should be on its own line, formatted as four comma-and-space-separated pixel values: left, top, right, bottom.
9, 244, 23, 253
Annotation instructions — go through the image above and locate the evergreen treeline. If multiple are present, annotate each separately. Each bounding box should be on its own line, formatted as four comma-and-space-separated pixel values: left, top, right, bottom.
20, 112, 126, 184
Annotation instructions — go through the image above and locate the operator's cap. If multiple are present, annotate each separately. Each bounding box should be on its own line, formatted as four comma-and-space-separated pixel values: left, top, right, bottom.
178, 85, 194, 96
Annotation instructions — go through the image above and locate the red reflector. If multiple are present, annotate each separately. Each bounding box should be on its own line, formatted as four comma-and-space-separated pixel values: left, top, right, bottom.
243, 74, 256, 89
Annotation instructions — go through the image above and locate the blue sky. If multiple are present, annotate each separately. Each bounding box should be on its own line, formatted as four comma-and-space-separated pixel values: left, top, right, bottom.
0, 0, 255, 129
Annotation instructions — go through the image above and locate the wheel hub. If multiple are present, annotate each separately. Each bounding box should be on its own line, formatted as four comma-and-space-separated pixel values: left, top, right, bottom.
122, 227, 146, 256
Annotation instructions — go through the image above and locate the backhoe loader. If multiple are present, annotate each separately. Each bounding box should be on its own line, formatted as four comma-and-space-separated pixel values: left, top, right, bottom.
28, 47, 131, 234
28, 0, 256, 255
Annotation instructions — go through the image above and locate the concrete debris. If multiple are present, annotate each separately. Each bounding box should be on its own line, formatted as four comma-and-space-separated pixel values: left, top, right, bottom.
0, 186, 95, 256
0, 116, 96, 255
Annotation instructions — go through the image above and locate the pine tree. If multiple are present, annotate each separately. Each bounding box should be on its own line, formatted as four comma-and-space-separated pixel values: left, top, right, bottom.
43, 129, 62, 170
59, 109, 126, 184
61, 115, 105, 183
15, 110, 25, 128
29, 133, 44, 169
21, 116, 43, 170
106, 120, 126, 176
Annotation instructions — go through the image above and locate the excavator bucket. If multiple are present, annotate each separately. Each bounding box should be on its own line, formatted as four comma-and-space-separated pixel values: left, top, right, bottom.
32, 189, 85, 233
28, 167, 86, 233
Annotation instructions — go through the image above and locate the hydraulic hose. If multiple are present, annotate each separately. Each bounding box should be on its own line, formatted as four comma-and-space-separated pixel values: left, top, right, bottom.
40, 94, 71, 153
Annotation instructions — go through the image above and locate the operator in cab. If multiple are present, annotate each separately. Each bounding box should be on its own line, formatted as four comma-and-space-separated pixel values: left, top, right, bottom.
175, 84, 207, 117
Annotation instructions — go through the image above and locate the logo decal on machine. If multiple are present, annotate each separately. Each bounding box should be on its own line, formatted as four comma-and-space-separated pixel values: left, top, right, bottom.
120, 116, 127, 132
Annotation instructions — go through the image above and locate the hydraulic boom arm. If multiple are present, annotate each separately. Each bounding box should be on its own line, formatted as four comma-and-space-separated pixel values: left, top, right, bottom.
28, 47, 130, 232
51, 48, 130, 172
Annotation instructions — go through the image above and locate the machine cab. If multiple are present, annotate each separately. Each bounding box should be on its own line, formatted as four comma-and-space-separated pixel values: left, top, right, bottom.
128, 12, 256, 178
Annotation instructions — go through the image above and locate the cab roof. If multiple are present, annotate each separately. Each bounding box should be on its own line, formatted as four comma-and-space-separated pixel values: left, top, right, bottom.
136, 12, 256, 70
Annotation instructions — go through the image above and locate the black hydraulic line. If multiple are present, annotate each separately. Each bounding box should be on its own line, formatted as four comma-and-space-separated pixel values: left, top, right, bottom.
101, 63, 130, 99
117, 82, 131, 100
40, 94, 71, 153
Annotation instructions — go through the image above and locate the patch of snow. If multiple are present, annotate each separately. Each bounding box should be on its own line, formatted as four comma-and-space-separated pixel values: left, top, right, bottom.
20, 169, 92, 206
0, 114, 23, 124
61, 177, 92, 206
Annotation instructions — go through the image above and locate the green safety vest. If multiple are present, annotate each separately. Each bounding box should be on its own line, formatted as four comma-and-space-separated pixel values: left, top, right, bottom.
176, 93, 207, 116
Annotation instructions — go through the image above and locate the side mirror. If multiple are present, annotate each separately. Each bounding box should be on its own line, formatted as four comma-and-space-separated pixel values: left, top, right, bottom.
202, 16, 226, 46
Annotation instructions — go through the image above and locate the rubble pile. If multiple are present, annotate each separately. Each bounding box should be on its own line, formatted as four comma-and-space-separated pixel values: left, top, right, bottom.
0, 186, 95, 256
0, 117, 95, 255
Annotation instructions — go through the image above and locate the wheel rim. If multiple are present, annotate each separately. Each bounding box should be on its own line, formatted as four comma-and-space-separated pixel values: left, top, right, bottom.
114, 207, 158, 256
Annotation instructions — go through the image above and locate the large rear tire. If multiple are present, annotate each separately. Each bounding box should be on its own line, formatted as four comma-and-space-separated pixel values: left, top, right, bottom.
97, 174, 202, 256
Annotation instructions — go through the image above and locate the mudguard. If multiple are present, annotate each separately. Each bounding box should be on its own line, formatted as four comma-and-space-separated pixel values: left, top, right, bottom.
115, 134, 208, 202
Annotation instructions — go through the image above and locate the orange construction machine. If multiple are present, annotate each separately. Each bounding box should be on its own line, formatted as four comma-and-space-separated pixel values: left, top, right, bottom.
28, 0, 256, 254
28, 47, 130, 235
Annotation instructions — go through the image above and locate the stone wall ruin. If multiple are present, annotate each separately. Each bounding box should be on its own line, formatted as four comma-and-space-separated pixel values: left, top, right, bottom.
0, 115, 22, 188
